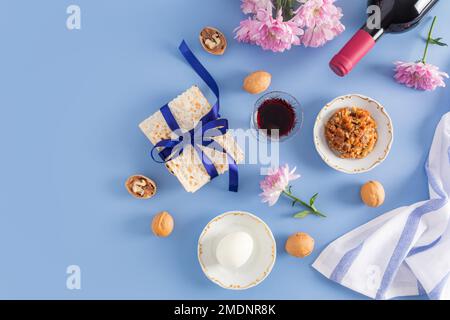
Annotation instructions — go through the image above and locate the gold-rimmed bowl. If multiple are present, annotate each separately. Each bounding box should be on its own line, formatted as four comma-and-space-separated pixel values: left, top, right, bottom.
197, 211, 276, 290
314, 94, 394, 174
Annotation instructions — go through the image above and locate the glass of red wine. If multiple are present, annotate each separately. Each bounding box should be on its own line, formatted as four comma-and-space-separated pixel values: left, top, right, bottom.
251, 91, 303, 142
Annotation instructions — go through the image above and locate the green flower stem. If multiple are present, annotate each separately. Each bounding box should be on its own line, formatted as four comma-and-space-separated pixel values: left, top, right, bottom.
275, 0, 282, 13
284, 0, 294, 21
282, 190, 327, 218
422, 16, 437, 64
276, 0, 294, 21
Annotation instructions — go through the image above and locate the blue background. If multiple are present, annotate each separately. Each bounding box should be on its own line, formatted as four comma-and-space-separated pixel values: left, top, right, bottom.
1, 0, 449, 300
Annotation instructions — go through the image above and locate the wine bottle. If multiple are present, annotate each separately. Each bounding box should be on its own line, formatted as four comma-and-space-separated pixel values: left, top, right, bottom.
330, 0, 439, 77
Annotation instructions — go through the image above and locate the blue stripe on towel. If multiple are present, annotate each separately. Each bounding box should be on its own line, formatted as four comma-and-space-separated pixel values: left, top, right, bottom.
375, 161, 448, 300
426, 160, 447, 199
417, 280, 426, 296
408, 236, 442, 257
330, 243, 364, 284
448, 146, 450, 164
429, 272, 450, 300
375, 198, 447, 299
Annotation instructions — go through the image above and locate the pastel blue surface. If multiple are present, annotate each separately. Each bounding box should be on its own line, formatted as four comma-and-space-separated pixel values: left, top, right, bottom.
1, 0, 449, 300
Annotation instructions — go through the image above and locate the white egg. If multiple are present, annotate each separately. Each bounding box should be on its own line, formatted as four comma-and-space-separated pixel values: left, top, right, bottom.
216, 231, 254, 269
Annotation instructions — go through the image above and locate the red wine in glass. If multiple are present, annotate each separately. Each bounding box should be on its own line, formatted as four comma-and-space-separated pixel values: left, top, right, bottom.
253, 91, 302, 141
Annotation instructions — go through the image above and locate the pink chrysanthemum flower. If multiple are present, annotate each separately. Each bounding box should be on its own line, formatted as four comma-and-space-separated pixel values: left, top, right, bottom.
394, 61, 449, 91
255, 10, 303, 52
294, 0, 345, 47
260, 164, 300, 206
301, 22, 345, 47
259, 163, 326, 218
241, 0, 273, 15
235, 0, 345, 51
234, 17, 261, 43
236, 9, 303, 52
393, 17, 448, 91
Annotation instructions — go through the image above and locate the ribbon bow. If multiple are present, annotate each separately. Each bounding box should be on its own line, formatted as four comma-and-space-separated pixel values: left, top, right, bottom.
150, 40, 238, 192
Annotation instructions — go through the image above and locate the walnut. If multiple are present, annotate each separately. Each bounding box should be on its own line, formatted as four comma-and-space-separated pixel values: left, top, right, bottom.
360, 181, 385, 207
125, 175, 157, 199
285, 232, 315, 258
151, 211, 174, 237
243, 71, 272, 94
199, 27, 227, 55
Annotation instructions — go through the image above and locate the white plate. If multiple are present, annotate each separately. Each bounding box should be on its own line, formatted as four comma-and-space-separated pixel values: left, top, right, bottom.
197, 211, 276, 290
314, 94, 394, 174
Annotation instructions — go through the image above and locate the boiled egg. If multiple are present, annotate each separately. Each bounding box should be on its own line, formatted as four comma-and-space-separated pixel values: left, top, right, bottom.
215, 231, 254, 269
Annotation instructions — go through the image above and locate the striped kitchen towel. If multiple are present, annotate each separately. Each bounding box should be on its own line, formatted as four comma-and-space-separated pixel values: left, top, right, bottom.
313, 112, 450, 300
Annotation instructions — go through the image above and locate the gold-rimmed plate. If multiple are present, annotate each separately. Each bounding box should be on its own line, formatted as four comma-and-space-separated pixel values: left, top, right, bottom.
198, 211, 276, 290
314, 94, 394, 174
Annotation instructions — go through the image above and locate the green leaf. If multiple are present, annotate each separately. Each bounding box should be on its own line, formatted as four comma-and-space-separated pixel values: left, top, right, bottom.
310, 193, 319, 206
294, 211, 310, 219
430, 37, 448, 46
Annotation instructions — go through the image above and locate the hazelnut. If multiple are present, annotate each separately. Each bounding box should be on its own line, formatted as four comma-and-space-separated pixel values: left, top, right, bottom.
151, 211, 174, 237
360, 181, 385, 208
199, 27, 227, 55
285, 232, 314, 258
125, 175, 157, 199
243, 71, 272, 94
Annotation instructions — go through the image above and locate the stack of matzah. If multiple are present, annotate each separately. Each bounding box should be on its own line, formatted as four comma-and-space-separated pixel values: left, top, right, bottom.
139, 86, 244, 193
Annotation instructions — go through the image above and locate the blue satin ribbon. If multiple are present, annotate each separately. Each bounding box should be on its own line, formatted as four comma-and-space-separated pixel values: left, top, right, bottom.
150, 40, 238, 192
